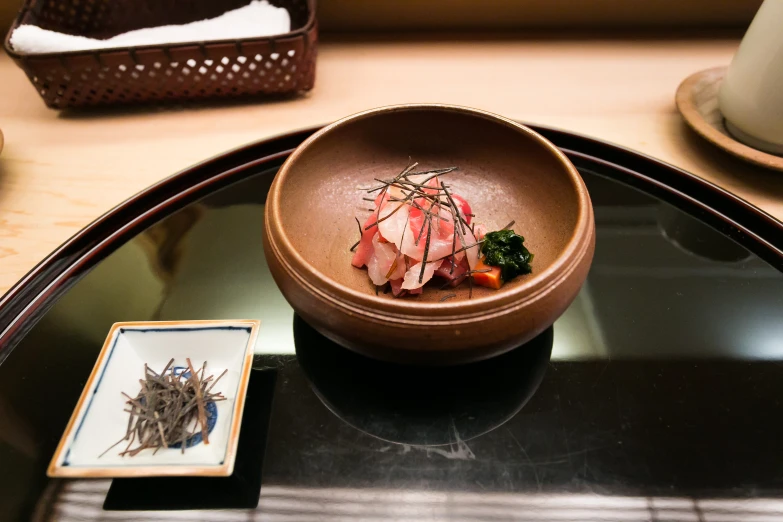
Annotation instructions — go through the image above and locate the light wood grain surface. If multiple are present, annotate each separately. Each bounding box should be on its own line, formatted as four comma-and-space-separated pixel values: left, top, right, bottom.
0, 36, 781, 295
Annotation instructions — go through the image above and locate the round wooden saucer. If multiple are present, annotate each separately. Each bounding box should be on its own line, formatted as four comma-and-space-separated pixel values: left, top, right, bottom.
675, 66, 783, 172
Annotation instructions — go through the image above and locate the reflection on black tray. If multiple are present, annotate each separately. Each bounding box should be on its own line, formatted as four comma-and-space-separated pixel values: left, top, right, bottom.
294, 315, 553, 446
657, 203, 752, 263
103, 370, 276, 511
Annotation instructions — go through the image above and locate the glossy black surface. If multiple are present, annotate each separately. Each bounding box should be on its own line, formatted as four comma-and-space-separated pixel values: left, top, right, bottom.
104, 370, 276, 511
2, 136, 783, 520
295, 317, 553, 446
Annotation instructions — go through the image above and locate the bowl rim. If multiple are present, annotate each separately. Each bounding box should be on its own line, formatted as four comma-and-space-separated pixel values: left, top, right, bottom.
265, 103, 594, 319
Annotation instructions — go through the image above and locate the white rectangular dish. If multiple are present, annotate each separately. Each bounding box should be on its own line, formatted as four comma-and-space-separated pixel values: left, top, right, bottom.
47, 320, 259, 478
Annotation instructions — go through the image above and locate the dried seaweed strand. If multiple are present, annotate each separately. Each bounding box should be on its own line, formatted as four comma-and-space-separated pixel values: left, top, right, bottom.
448, 218, 458, 274
440, 181, 466, 235
205, 369, 228, 394
403, 179, 471, 241
406, 166, 458, 177
402, 169, 457, 191
362, 162, 419, 231
154, 412, 168, 448
349, 216, 363, 252
439, 181, 464, 275
370, 164, 411, 234
363, 167, 454, 192
418, 215, 433, 283
102, 359, 226, 458
415, 211, 429, 247
384, 256, 399, 280
186, 358, 210, 445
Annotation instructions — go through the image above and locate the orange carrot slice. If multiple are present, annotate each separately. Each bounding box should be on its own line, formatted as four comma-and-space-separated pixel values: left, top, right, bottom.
472, 258, 502, 289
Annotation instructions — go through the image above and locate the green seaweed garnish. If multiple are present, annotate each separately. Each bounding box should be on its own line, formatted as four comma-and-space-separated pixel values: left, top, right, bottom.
480, 229, 533, 281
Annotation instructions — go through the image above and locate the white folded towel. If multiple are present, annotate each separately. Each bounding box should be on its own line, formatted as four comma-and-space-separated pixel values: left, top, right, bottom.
9, 0, 291, 54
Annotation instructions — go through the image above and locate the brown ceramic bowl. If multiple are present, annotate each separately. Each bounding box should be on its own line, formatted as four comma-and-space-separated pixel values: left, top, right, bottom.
264, 104, 595, 364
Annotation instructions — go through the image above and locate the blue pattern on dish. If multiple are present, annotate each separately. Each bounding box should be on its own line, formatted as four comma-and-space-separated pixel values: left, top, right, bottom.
70, 331, 122, 449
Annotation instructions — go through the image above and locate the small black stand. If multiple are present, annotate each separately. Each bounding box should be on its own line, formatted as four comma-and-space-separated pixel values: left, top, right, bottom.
103, 369, 276, 511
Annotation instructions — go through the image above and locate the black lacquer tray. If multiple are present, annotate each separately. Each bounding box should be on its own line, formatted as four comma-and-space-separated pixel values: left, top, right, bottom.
2, 126, 783, 521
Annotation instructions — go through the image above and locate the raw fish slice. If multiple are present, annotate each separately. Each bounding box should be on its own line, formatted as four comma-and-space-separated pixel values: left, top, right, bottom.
401, 206, 425, 260
442, 201, 466, 264
461, 226, 481, 270
356, 171, 483, 297
451, 194, 472, 225
431, 202, 455, 238
367, 234, 399, 286
401, 261, 439, 290
377, 198, 410, 250
427, 203, 459, 261
402, 174, 440, 210
389, 276, 423, 296
473, 223, 488, 240
388, 250, 407, 281
424, 228, 458, 263
403, 202, 458, 263
408, 205, 425, 243
435, 256, 469, 285
390, 277, 405, 297
351, 214, 378, 268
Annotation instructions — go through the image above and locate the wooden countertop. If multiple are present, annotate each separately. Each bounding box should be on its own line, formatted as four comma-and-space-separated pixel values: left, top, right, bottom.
0, 36, 780, 295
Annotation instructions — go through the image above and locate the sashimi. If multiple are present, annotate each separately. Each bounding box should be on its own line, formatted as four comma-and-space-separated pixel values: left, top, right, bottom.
401, 261, 439, 290
377, 198, 410, 250
388, 250, 407, 281
435, 256, 469, 286
451, 194, 472, 225
389, 277, 405, 297
402, 201, 458, 262
367, 233, 399, 285
351, 214, 378, 268
351, 162, 532, 299
461, 225, 481, 270
473, 223, 488, 240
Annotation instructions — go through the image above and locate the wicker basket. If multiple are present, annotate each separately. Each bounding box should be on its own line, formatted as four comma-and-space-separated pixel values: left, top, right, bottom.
3, 0, 317, 109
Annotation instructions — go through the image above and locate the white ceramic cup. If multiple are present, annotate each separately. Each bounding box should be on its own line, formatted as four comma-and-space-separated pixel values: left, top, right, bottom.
718, 0, 783, 155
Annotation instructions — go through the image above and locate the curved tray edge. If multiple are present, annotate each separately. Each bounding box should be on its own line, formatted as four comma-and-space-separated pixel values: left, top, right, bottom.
1, 123, 782, 364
